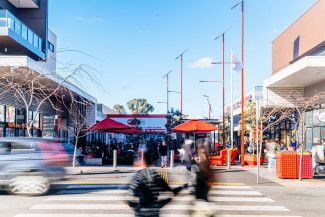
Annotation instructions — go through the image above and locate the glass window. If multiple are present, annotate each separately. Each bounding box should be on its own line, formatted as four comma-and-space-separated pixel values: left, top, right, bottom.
313, 109, 320, 126
33, 112, 40, 129
0, 10, 7, 27
320, 108, 325, 126
6, 106, 15, 123
0, 105, 4, 122
6, 12, 14, 30
313, 127, 321, 146
305, 128, 313, 151
33, 35, 39, 48
293, 36, 300, 60
28, 29, 33, 44
16, 109, 25, 124
21, 24, 27, 40
14, 18, 21, 35
305, 111, 313, 127
321, 127, 325, 146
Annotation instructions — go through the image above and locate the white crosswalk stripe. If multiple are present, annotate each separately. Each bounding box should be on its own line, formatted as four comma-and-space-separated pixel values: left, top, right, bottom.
14, 184, 301, 217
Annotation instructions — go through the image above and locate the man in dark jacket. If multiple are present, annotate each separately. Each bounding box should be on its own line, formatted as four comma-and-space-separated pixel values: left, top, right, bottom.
127, 147, 187, 217
159, 140, 168, 168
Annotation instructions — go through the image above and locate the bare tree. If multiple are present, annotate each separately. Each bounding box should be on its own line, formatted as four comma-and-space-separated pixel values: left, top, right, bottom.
0, 64, 96, 138
58, 89, 94, 167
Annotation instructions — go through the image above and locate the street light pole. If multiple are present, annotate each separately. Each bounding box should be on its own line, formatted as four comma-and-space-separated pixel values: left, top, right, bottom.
163, 70, 172, 114
215, 27, 231, 149
232, 0, 245, 167
175, 49, 188, 114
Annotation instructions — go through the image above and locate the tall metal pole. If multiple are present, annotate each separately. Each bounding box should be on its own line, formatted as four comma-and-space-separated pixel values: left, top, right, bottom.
222, 33, 226, 149
227, 48, 234, 170
176, 50, 187, 114
256, 99, 260, 184
180, 54, 183, 113
240, 0, 245, 167
163, 70, 172, 114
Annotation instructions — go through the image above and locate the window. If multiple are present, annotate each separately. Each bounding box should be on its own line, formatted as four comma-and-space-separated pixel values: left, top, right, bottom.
48, 41, 55, 52
293, 36, 300, 60
0, 105, 4, 122
6, 106, 15, 123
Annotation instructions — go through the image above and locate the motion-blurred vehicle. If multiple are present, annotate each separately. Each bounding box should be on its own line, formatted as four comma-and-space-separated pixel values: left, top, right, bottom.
0, 137, 72, 195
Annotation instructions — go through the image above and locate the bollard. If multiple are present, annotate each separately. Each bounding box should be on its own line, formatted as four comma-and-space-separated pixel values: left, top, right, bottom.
227, 148, 231, 170
113, 149, 117, 169
170, 150, 174, 169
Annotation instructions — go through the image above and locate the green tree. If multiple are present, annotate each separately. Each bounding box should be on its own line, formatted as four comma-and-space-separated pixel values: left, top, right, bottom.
113, 104, 126, 114
127, 98, 154, 114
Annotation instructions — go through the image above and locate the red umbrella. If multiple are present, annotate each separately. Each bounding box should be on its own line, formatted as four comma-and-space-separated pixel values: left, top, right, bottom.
88, 118, 131, 132
173, 119, 218, 133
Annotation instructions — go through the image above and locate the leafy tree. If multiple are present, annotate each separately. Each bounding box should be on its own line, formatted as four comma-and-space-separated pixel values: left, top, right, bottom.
113, 104, 126, 114
165, 108, 187, 149
127, 98, 154, 114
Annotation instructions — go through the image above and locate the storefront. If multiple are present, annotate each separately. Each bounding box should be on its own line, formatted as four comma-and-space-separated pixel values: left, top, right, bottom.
305, 105, 325, 151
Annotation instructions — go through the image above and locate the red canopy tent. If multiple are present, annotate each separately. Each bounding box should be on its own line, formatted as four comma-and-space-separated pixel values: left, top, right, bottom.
88, 118, 132, 132
173, 119, 218, 133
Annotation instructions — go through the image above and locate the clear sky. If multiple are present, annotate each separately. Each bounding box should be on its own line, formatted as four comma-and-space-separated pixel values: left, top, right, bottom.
48, 0, 317, 119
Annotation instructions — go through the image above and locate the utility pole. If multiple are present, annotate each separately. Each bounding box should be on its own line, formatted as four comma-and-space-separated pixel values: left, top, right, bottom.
162, 70, 172, 114
203, 95, 212, 119
232, 0, 245, 167
175, 49, 188, 114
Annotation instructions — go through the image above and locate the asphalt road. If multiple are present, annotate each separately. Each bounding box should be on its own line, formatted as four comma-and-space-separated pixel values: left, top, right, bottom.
0, 167, 323, 217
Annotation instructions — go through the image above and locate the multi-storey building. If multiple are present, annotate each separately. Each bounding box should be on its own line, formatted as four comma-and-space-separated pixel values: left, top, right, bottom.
263, 0, 325, 150
0, 0, 97, 140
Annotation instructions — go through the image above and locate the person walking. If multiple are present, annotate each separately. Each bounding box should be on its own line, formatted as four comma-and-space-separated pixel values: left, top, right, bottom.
159, 140, 168, 168
127, 147, 187, 217
191, 142, 214, 217
183, 139, 194, 171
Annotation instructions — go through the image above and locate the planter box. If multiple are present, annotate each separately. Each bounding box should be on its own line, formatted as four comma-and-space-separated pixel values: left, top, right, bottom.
244, 154, 265, 166
84, 158, 102, 166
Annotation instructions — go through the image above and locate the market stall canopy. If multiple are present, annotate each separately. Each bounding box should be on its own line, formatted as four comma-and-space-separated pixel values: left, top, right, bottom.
88, 118, 132, 132
173, 119, 218, 133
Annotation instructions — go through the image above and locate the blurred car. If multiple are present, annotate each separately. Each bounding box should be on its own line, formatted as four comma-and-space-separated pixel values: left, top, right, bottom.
0, 137, 71, 195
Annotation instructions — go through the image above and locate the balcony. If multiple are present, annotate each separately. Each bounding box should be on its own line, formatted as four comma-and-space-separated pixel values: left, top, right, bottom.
0, 9, 45, 60
7, 0, 40, 8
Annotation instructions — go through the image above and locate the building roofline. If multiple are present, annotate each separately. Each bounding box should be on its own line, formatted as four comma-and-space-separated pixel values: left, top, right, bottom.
272, 0, 319, 44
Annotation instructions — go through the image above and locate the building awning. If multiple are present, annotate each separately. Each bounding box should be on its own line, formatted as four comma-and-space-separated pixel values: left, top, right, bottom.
264, 56, 325, 88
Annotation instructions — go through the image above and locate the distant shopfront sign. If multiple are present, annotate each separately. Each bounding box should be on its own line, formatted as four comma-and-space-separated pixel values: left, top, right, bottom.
108, 114, 168, 134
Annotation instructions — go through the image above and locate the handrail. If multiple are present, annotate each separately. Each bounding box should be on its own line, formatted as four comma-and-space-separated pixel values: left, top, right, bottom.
0, 9, 43, 52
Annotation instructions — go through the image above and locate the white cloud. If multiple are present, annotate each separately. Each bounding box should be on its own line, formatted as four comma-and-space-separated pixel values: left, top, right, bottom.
74, 16, 104, 23
189, 57, 215, 69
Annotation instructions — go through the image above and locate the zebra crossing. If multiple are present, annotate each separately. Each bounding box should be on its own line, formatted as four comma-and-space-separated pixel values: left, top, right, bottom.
13, 184, 302, 217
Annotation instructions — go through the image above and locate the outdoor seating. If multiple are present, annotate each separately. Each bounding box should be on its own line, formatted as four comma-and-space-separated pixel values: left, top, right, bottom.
211, 149, 227, 166
230, 148, 238, 165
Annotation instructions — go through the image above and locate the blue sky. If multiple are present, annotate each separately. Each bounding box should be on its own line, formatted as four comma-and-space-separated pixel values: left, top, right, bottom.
48, 0, 317, 118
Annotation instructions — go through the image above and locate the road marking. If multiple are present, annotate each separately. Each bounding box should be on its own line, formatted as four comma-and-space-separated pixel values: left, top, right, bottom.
14, 215, 190, 217
31, 204, 288, 212
67, 185, 128, 189
210, 197, 274, 202
213, 205, 290, 211
47, 195, 273, 203
31, 204, 191, 210
210, 185, 252, 189
218, 215, 302, 217
210, 190, 263, 195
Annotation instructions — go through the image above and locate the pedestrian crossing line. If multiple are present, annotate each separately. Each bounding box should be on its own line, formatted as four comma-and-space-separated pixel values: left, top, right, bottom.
58, 188, 260, 196
46, 195, 274, 203
31, 203, 289, 212
67, 184, 128, 189
217, 215, 302, 217
14, 215, 302, 217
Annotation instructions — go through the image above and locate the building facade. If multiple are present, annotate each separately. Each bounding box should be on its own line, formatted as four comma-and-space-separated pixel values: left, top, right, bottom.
0, 0, 97, 141
263, 0, 325, 150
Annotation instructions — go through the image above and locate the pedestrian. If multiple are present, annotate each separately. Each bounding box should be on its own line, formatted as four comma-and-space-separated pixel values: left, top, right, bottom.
127, 147, 187, 217
159, 140, 168, 168
138, 139, 147, 160
191, 142, 214, 217
183, 139, 194, 171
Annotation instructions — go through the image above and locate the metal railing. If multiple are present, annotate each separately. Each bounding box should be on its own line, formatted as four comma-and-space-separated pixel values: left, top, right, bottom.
0, 9, 43, 52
